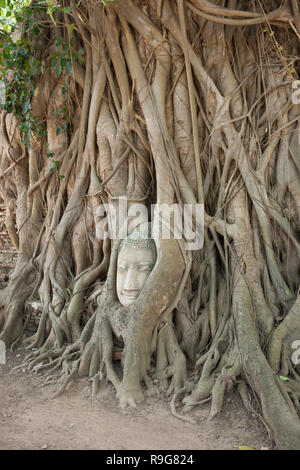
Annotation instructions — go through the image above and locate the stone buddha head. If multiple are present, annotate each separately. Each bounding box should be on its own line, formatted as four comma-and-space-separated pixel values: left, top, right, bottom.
116, 222, 157, 307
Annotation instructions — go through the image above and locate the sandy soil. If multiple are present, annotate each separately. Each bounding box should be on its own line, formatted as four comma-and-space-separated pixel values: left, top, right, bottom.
0, 347, 272, 450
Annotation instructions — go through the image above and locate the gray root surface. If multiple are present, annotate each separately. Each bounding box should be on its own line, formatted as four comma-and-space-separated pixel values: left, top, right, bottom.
0, 0, 300, 450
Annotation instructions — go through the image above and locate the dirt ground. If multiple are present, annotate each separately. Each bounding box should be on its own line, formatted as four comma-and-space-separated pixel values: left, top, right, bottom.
0, 346, 272, 450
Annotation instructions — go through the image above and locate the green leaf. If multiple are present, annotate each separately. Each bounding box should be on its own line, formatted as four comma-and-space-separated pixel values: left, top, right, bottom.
32, 26, 40, 35
58, 174, 65, 180
47, 9, 56, 25
55, 34, 62, 46
65, 62, 72, 75
38, 124, 46, 136
55, 64, 62, 75
69, 23, 75, 33
279, 376, 289, 382
51, 56, 57, 67
22, 101, 31, 113
56, 127, 61, 135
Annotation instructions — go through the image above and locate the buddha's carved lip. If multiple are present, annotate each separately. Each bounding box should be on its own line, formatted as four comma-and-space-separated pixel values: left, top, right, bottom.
121, 291, 139, 302
120, 290, 139, 299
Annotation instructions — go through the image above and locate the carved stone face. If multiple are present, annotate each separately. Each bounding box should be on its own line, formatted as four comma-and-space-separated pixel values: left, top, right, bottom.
116, 245, 155, 307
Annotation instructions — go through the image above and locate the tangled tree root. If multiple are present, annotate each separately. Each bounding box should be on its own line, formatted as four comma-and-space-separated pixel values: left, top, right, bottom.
1, 0, 300, 450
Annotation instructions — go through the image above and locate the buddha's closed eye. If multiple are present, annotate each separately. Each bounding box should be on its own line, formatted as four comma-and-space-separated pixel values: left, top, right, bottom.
138, 265, 153, 272
118, 264, 153, 272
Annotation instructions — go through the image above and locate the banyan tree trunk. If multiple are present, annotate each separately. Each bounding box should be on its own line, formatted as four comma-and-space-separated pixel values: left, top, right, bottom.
0, 0, 300, 449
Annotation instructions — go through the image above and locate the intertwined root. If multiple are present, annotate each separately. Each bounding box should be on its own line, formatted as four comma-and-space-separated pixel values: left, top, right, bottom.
0, 0, 300, 451
154, 322, 187, 395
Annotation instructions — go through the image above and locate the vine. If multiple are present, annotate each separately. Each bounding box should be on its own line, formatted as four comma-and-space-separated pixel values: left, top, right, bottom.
0, 0, 83, 147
